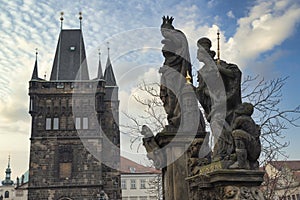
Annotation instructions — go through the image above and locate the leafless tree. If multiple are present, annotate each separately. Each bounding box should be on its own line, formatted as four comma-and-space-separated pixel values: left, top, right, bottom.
146, 174, 163, 200
121, 75, 300, 199
241, 76, 300, 165
121, 81, 166, 151
122, 76, 300, 159
262, 161, 300, 200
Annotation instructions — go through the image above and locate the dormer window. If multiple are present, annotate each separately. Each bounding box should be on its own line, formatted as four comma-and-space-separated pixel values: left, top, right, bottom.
129, 167, 136, 173
69, 46, 76, 51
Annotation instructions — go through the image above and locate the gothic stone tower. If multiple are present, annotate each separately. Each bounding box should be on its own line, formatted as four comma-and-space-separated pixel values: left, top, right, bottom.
28, 22, 121, 199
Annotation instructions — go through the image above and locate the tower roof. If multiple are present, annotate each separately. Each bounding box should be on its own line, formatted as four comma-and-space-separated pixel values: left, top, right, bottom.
31, 50, 41, 80
104, 55, 117, 86
31, 59, 39, 80
2, 155, 13, 186
97, 50, 103, 79
50, 29, 89, 81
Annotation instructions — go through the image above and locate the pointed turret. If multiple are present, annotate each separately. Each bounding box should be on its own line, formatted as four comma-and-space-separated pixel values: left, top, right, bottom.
97, 49, 103, 79
2, 155, 13, 186
104, 46, 117, 86
31, 50, 39, 80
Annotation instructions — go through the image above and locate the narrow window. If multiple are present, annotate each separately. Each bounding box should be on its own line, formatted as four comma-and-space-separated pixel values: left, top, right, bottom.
29, 99, 33, 112
140, 179, 146, 189
59, 146, 73, 179
53, 118, 59, 130
75, 117, 81, 129
46, 118, 51, 130
130, 179, 136, 189
121, 179, 127, 189
4, 191, 9, 198
83, 117, 88, 129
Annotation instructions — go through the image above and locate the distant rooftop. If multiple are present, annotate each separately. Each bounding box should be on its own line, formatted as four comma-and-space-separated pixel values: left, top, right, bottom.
269, 160, 300, 171
120, 157, 161, 174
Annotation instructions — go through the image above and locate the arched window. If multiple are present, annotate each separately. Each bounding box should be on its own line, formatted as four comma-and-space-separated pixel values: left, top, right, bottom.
4, 191, 9, 198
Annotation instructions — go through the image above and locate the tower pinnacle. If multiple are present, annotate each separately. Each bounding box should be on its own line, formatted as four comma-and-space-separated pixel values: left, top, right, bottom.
31, 48, 39, 80
97, 49, 103, 79
104, 43, 117, 86
2, 155, 13, 186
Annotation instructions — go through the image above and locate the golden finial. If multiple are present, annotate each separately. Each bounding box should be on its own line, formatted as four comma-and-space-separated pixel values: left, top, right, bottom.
186, 70, 192, 84
79, 12, 83, 29
35, 48, 38, 60
107, 42, 110, 55
217, 29, 220, 65
60, 12, 64, 30
79, 12, 82, 20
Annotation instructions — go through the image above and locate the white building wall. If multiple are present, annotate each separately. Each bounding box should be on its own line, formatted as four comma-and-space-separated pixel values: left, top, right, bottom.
121, 174, 162, 200
0, 184, 28, 200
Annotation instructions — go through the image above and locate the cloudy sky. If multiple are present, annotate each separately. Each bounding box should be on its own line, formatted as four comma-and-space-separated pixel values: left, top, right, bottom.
0, 0, 300, 181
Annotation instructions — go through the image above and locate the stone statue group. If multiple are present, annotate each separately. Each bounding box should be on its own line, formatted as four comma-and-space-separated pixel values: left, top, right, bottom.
142, 16, 261, 172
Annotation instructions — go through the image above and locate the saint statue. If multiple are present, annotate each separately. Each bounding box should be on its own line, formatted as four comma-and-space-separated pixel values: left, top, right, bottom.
159, 16, 192, 129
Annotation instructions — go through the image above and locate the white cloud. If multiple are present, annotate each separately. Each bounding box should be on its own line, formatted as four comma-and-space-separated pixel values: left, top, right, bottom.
227, 10, 235, 19
207, 0, 217, 8
226, 0, 300, 67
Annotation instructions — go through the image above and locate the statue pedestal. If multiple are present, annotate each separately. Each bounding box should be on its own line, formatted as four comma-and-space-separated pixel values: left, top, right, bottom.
154, 131, 205, 200
186, 169, 265, 200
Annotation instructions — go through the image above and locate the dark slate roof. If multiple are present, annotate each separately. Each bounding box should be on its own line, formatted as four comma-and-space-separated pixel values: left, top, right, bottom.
104, 55, 117, 86
50, 29, 89, 81
97, 54, 103, 79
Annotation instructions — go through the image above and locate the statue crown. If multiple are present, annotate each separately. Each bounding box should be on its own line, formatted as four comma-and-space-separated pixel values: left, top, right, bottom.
161, 16, 174, 29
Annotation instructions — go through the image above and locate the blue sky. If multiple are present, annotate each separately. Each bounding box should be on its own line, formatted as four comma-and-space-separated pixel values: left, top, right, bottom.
0, 0, 300, 181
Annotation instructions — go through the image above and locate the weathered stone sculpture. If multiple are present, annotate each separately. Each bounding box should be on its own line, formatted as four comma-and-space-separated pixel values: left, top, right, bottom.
142, 17, 265, 200
159, 16, 193, 129
229, 102, 261, 170
141, 16, 207, 200
186, 37, 265, 200
141, 125, 166, 168
195, 37, 261, 169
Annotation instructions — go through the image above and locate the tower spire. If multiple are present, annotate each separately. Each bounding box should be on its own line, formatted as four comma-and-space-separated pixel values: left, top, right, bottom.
2, 155, 13, 186
8, 154, 10, 168
97, 49, 103, 79
217, 30, 220, 65
31, 48, 39, 80
104, 42, 117, 86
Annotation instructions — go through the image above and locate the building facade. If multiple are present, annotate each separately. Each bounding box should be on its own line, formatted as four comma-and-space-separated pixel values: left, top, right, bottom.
121, 157, 162, 200
0, 157, 14, 200
27, 17, 120, 200
263, 160, 300, 200
0, 157, 28, 200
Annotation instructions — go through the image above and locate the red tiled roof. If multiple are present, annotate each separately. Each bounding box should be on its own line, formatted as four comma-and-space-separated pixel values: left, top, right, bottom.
269, 160, 300, 171
268, 160, 300, 182
120, 156, 161, 174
